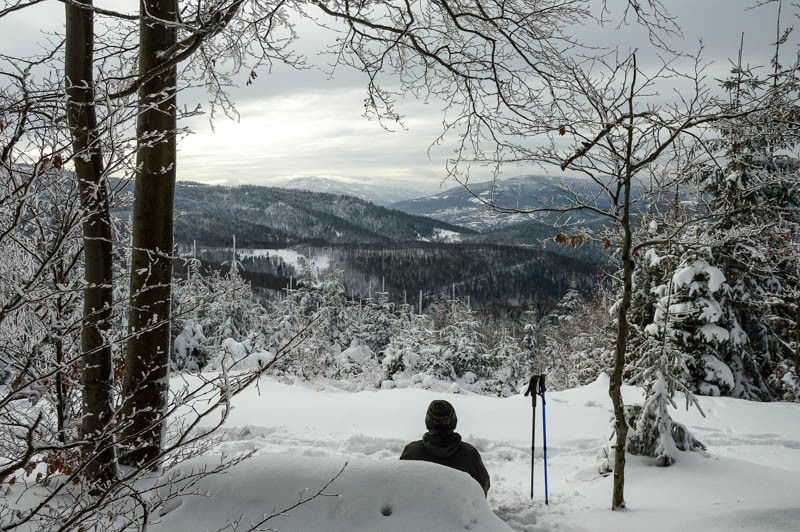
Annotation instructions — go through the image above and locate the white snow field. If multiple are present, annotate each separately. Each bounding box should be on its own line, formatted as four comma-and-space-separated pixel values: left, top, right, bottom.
153, 374, 800, 531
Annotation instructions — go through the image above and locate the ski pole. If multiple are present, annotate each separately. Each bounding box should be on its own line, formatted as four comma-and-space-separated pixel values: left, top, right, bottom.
540, 388, 549, 505
531, 386, 537, 500
524, 376, 538, 500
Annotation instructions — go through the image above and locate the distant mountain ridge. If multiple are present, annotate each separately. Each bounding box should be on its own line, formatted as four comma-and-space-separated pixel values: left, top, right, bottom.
111, 176, 613, 262
166, 181, 476, 247
389, 174, 607, 230
277, 176, 427, 206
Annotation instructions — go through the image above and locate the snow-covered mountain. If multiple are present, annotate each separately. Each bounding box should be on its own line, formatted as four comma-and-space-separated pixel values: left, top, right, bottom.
277, 176, 428, 206
153, 181, 478, 248
390, 175, 606, 230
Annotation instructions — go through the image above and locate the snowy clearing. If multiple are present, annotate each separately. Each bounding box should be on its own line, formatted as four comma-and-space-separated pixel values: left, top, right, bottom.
237, 248, 331, 274
152, 374, 800, 531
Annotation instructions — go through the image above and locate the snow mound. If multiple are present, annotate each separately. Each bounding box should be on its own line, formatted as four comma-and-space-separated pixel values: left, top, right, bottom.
338, 343, 375, 365
152, 455, 511, 532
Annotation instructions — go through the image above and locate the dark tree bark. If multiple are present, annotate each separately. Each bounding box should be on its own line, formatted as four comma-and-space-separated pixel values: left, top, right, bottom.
795, 307, 800, 380
608, 56, 638, 512
610, 180, 633, 511
65, 0, 117, 483
119, 0, 178, 468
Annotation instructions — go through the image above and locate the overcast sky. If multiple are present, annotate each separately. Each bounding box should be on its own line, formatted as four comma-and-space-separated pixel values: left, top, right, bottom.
3, 0, 793, 193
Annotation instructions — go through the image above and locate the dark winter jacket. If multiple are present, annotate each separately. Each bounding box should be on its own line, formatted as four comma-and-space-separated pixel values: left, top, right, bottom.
400, 430, 491, 495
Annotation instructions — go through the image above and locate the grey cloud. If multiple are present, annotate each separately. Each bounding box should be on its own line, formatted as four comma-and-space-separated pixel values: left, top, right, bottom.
4, 0, 791, 189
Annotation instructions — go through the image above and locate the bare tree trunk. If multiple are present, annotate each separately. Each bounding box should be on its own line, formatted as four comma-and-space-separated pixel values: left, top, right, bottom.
52, 264, 68, 445
54, 335, 66, 444
609, 62, 638, 510
610, 211, 632, 510
795, 306, 800, 380
65, 0, 116, 483
120, 0, 178, 468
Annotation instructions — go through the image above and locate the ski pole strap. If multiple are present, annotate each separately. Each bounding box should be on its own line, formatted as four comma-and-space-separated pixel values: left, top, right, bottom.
524, 374, 546, 403
524, 375, 546, 395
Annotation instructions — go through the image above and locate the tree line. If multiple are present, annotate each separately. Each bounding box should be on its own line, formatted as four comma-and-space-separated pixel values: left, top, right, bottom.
170, 260, 611, 397
185, 241, 602, 311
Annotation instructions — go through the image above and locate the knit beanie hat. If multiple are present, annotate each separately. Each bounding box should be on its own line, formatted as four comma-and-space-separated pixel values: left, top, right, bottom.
425, 400, 457, 432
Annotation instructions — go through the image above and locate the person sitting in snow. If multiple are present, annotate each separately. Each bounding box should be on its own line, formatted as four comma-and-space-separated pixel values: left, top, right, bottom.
400, 399, 490, 496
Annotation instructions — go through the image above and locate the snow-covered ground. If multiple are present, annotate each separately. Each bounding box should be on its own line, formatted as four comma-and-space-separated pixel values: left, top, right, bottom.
153, 374, 800, 531
417, 227, 463, 243
237, 248, 331, 274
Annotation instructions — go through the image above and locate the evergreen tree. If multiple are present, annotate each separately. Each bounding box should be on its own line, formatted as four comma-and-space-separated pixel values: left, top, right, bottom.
171, 256, 213, 371
693, 55, 800, 399
549, 281, 583, 324
205, 259, 263, 347
626, 373, 705, 467
313, 268, 352, 377
333, 338, 382, 386
541, 288, 613, 390
381, 305, 431, 383
348, 287, 399, 357
173, 253, 264, 371
255, 278, 306, 375
432, 298, 489, 380
483, 326, 529, 396
258, 267, 353, 379
627, 259, 706, 466
666, 248, 744, 395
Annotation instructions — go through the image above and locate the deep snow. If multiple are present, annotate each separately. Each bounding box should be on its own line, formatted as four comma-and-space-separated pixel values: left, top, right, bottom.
151, 374, 800, 531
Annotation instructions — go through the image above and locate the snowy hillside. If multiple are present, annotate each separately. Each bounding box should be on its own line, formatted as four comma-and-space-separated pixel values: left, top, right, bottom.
141, 181, 476, 248
149, 374, 800, 531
